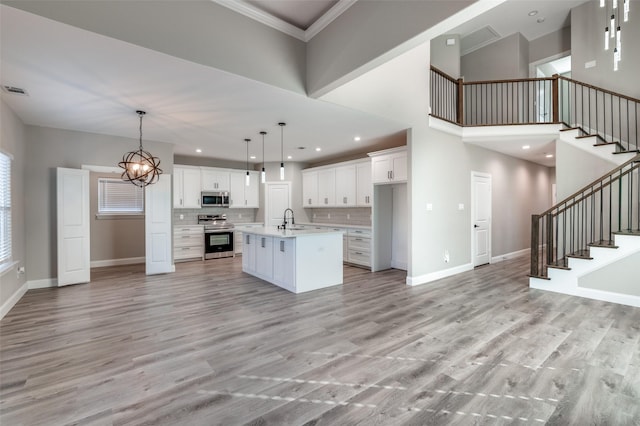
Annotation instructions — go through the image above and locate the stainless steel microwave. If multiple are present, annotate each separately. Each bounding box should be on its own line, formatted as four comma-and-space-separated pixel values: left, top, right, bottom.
201, 191, 230, 207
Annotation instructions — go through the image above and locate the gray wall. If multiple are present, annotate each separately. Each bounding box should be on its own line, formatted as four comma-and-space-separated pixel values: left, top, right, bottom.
529, 27, 571, 65
90, 172, 145, 262
431, 34, 461, 78
5, 0, 307, 94
579, 250, 640, 296
0, 100, 27, 309
571, 0, 640, 99
555, 140, 616, 200
461, 33, 529, 81
306, 0, 473, 97
174, 155, 247, 170
25, 125, 174, 281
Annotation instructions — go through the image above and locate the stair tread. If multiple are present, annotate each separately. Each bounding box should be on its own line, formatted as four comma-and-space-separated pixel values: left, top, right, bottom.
576, 134, 598, 139
613, 229, 640, 236
560, 127, 580, 132
528, 274, 551, 280
613, 149, 640, 155
588, 240, 619, 248
593, 142, 620, 146
548, 263, 571, 271
566, 249, 593, 260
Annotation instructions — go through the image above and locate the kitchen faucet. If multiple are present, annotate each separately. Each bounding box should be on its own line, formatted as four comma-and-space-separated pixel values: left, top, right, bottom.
282, 208, 295, 229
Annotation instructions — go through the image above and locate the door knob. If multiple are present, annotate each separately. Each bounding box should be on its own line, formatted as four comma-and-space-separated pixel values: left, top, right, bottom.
474, 224, 479, 228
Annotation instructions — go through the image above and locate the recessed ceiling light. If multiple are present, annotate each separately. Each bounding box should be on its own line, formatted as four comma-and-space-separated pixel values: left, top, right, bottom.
522, 145, 531, 150
546, 154, 554, 158
196, 149, 202, 153
250, 155, 256, 159
287, 155, 292, 159
315, 147, 321, 152
528, 10, 538, 16
354, 136, 361, 142
537, 17, 545, 23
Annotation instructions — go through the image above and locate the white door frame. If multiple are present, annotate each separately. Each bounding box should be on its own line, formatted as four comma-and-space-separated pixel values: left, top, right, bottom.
471, 171, 492, 267
264, 181, 291, 226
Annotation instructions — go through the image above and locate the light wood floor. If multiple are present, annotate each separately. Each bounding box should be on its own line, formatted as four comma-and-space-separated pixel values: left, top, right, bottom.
1, 256, 639, 425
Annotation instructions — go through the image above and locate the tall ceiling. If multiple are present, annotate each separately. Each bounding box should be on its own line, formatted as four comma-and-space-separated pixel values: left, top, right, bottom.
1, 0, 586, 166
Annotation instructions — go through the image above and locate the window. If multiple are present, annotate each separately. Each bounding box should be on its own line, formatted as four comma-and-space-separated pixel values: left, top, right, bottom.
0, 152, 11, 266
98, 178, 144, 215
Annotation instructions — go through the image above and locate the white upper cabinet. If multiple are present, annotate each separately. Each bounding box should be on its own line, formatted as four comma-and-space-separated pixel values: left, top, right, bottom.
229, 170, 259, 208
174, 166, 201, 209
302, 170, 318, 207
201, 168, 230, 191
356, 161, 372, 206
317, 168, 336, 206
370, 147, 407, 184
335, 165, 356, 207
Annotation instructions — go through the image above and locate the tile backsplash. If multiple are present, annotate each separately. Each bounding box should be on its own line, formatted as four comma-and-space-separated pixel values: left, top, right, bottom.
173, 208, 258, 225
308, 207, 371, 227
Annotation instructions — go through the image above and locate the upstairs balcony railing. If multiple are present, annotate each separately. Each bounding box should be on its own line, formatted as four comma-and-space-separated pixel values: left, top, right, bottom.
430, 66, 639, 152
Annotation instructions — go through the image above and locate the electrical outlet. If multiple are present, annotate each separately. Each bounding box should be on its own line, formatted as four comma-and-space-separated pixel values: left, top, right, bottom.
444, 249, 450, 263
17, 266, 25, 279
179, 214, 184, 220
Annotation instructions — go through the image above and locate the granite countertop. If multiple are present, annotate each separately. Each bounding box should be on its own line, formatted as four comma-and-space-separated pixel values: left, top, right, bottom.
295, 222, 371, 230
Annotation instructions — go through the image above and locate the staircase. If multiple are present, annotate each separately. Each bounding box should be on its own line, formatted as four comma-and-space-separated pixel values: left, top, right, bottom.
430, 67, 640, 307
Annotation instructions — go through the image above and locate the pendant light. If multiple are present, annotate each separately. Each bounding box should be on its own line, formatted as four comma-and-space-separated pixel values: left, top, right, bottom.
244, 138, 251, 186
260, 131, 267, 184
118, 110, 163, 187
603, 0, 630, 70
278, 122, 286, 180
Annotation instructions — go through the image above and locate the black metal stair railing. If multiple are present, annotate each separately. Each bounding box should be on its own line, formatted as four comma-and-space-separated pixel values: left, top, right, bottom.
530, 154, 640, 278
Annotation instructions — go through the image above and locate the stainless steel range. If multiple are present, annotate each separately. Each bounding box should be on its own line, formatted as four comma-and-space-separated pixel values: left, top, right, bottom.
198, 214, 235, 259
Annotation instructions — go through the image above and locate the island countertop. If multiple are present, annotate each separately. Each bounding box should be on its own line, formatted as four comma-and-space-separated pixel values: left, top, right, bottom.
234, 226, 344, 238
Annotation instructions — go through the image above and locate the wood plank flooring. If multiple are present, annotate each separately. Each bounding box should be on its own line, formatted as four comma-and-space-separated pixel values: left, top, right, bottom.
1, 255, 639, 425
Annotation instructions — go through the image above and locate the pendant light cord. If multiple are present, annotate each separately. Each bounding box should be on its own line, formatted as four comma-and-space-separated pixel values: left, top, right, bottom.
137, 110, 146, 151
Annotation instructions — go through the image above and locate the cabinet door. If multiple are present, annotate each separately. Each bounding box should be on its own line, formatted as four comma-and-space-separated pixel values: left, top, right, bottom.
371, 156, 392, 183
201, 169, 230, 191
335, 165, 356, 206
391, 152, 407, 182
245, 171, 260, 208
182, 168, 202, 208
302, 171, 318, 207
255, 236, 273, 279
317, 169, 336, 206
173, 168, 184, 208
356, 161, 372, 206
242, 233, 256, 273
228, 171, 245, 208
273, 238, 296, 292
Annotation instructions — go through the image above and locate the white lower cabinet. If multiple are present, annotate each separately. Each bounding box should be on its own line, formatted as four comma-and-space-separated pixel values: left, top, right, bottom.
242, 233, 256, 273
273, 238, 296, 292
346, 228, 371, 268
255, 236, 273, 279
173, 225, 204, 262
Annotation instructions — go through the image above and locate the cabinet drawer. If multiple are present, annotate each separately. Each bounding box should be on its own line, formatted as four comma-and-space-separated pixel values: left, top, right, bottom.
174, 234, 203, 247
348, 235, 370, 251
347, 249, 371, 267
174, 226, 204, 236
174, 246, 203, 260
348, 228, 371, 237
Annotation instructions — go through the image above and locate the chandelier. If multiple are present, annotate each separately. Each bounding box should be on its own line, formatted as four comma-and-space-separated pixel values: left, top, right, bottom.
603, 0, 630, 71
119, 110, 163, 187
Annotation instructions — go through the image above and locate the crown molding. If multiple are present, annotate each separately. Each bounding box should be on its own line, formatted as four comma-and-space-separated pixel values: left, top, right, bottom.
305, 0, 358, 41
211, 0, 357, 42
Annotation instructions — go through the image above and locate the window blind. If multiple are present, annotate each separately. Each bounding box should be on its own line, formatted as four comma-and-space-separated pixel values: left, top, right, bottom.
98, 178, 144, 214
0, 152, 11, 264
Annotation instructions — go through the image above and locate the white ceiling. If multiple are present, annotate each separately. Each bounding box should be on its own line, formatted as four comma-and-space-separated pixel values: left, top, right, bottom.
0, 5, 406, 165
1, 1, 589, 168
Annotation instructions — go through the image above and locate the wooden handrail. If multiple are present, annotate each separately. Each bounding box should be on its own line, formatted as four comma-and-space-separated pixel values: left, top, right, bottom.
559, 75, 640, 104
430, 65, 458, 84
462, 76, 555, 85
539, 153, 640, 217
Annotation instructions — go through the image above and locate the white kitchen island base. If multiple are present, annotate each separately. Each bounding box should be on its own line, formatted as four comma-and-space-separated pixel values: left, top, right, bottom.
239, 227, 343, 293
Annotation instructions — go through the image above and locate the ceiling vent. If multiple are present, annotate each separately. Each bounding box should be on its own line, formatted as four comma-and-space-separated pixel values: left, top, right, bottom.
461, 26, 501, 56
2, 85, 29, 96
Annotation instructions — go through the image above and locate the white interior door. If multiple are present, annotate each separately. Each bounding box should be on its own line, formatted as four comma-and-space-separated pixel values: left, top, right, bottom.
146, 174, 173, 275
57, 167, 90, 286
472, 172, 491, 267
265, 182, 291, 227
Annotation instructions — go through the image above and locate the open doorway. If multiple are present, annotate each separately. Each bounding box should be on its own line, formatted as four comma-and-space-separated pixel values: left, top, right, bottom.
530, 54, 571, 123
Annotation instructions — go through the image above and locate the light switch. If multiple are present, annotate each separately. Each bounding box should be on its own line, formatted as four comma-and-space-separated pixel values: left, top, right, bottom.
458, 203, 465, 211
585, 60, 596, 69
427, 203, 433, 211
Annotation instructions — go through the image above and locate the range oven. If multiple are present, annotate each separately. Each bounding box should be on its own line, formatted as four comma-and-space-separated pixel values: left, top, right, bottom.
204, 229, 234, 259
198, 214, 235, 259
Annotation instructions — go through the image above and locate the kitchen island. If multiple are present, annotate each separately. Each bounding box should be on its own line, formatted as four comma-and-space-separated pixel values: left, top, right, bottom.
236, 226, 343, 293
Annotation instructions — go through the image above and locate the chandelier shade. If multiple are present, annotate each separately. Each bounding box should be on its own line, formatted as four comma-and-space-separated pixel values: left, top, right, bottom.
118, 110, 163, 187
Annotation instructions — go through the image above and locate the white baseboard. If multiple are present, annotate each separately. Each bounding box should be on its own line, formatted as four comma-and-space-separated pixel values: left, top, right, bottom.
406, 262, 473, 286
491, 248, 530, 264
28, 278, 58, 289
90, 257, 145, 268
0, 281, 28, 320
